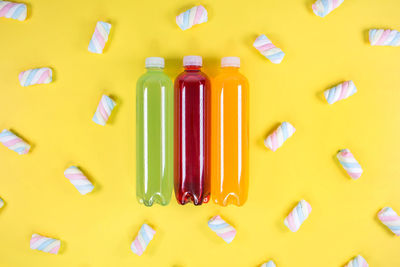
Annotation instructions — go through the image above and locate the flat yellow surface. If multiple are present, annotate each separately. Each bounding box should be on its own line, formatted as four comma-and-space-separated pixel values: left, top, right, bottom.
1, 0, 400, 266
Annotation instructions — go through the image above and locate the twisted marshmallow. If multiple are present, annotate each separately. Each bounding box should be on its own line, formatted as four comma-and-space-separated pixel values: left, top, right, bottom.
0, 1, 27, 21
64, 166, 94, 195
324, 80, 357, 104
131, 224, 156, 256
253, 34, 285, 64
345, 255, 368, 267
88, 21, 111, 54
264, 122, 295, 152
261, 260, 276, 267
337, 149, 363, 179
176, 5, 208, 30
369, 29, 400, 46
0, 197, 4, 208
312, 0, 344, 18
0, 129, 30, 154
92, 95, 116, 126
208, 215, 236, 243
284, 200, 312, 232
378, 207, 400, 236
30, 234, 61, 254
19, 68, 52, 87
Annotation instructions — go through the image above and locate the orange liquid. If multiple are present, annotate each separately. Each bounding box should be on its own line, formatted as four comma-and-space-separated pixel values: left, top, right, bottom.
211, 67, 249, 206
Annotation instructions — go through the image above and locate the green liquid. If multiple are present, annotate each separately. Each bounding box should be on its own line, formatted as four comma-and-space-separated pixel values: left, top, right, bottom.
136, 68, 174, 206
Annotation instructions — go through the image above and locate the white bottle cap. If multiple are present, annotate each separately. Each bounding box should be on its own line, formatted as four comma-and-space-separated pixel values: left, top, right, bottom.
145, 57, 165, 68
221, 57, 240, 67
183, 56, 202, 67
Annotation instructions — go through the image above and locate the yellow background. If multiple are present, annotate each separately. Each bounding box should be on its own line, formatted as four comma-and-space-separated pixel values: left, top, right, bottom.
1, 0, 400, 266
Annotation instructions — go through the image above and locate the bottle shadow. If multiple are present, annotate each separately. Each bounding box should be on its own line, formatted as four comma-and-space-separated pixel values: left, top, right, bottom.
203, 57, 220, 79
164, 58, 182, 81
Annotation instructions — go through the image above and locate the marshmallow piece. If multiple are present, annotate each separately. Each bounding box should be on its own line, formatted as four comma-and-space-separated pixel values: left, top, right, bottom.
253, 34, 285, 64
0, 129, 30, 154
208, 215, 236, 244
261, 260, 276, 267
324, 80, 357, 104
64, 166, 94, 195
176, 5, 208, 30
264, 122, 296, 152
0, 197, 4, 208
0, 1, 27, 21
92, 94, 116, 126
131, 224, 156, 256
88, 21, 111, 54
19, 68, 52, 87
345, 255, 369, 267
284, 200, 312, 232
30, 234, 61, 254
378, 207, 400, 236
337, 149, 363, 179
369, 29, 400, 46
312, 0, 344, 17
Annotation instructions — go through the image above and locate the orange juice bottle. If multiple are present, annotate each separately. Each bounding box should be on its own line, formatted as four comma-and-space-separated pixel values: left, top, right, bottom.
212, 57, 249, 206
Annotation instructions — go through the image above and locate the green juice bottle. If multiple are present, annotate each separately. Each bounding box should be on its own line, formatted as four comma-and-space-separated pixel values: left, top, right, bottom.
136, 57, 174, 206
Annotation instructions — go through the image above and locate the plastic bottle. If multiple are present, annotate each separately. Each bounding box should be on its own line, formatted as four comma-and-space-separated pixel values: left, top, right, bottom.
136, 57, 174, 206
212, 57, 249, 206
174, 56, 211, 205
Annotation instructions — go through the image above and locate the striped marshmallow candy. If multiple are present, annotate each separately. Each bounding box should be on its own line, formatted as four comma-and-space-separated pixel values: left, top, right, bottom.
264, 122, 296, 152
261, 260, 276, 267
369, 29, 400, 46
284, 200, 312, 232
30, 234, 61, 254
19, 68, 52, 87
253, 34, 285, 64
337, 149, 363, 179
324, 80, 357, 104
0, 1, 27, 21
208, 215, 236, 244
0, 129, 30, 154
64, 166, 94, 195
345, 255, 369, 267
176, 5, 208, 30
0, 197, 4, 208
92, 94, 116, 126
312, 0, 344, 18
131, 224, 156, 256
378, 207, 400, 236
88, 21, 111, 54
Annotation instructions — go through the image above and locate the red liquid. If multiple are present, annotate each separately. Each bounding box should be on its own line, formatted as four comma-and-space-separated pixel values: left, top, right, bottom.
174, 65, 211, 205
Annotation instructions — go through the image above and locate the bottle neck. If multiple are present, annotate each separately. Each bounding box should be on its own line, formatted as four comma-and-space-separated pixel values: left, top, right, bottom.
184, 65, 202, 72
146, 67, 164, 72
221, 66, 240, 72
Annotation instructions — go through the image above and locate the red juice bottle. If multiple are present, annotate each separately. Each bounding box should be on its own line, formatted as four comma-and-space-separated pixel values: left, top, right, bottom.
174, 56, 211, 205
